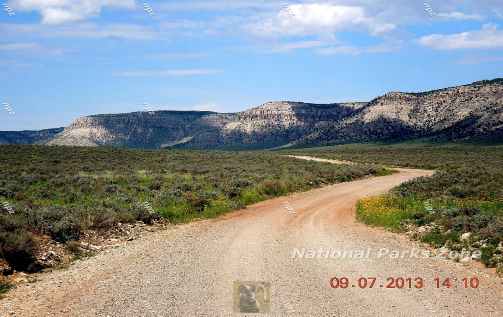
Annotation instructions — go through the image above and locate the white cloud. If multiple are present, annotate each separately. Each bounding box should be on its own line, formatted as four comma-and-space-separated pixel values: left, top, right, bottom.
191, 103, 221, 112
419, 24, 503, 50
54, 23, 156, 39
160, 20, 206, 30
262, 38, 400, 55
436, 11, 483, 21
0, 42, 65, 54
316, 45, 361, 55
149, 52, 209, 60
116, 69, 223, 77
0, 42, 40, 51
457, 55, 503, 64
270, 40, 326, 53
157, 16, 252, 37
158, 0, 283, 12
316, 43, 398, 55
0, 60, 33, 69
247, 3, 395, 38
9, 0, 135, 24
0, 22, 156, 40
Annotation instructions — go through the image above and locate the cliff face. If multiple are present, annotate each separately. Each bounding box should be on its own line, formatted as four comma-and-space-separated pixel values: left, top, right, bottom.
217, 102, 365, 148
2, 79, 502, 149
296, 79, 503, 145
48, 102, 365, 149
48, 111, 226, 149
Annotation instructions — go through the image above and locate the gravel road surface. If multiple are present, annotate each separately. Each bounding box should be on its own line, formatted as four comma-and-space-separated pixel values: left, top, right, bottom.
1, 157, 502, 316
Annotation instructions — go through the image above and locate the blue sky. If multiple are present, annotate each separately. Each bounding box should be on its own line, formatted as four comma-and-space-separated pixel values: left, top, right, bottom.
1, 0, 503, 130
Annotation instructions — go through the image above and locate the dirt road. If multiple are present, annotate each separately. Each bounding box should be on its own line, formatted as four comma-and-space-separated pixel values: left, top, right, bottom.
1, 157, 502, 316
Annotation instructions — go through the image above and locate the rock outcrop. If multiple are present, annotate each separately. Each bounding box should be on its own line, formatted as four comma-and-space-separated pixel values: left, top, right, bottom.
1, 79, 502, 149
48, 102, 365, 149
296, 78, 503, 146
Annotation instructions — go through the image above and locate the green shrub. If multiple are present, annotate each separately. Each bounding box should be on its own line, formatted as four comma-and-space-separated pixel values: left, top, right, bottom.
0, 144, 384, 272
290, 143, 503, 267
65, 240, 82, 255
260, 180, 288, 197
480, 245, 498, 266
91, 210, 120, 229
356, 196, 420, 231
0, 230, 38, 272
51, 217, 82, 242
420, 229, 447, 248
133, 203, 160, 225
240, 188, 263, 205
0, 277, 12, 295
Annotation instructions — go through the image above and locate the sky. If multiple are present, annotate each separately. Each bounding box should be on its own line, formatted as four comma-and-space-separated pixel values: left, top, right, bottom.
1, 0, 503, 131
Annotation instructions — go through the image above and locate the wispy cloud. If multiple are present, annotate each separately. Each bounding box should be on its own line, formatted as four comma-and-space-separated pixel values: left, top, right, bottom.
0, 42, 66, 55
1, 22, 156, 40
247, 3, 396, 38
316, 45, 361, 56
116, 69, 223, 77
0, 60, 32, 69
149, 52, 209, 60
457, 55, 503, 64
0, 42, 39, 51
423, 2, 484, 20
260, 39, 400, 56
157, 16, 248, 37
269, 40, 326, 53
419, 24, 503, 50
191, 103, 221, 112
53, 23, 156, 40
436, 11, 483, 21
9, 0, 136, 24
316, 42, 400, 56
158, 0, 284, 12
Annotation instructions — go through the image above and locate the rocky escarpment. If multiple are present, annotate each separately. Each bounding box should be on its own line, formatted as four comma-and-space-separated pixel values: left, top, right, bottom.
48, 102, 366, 149
48, 111, 230, 149
2, 79, 502, 149
211, 101, 364, 149
295, 79, 503, 146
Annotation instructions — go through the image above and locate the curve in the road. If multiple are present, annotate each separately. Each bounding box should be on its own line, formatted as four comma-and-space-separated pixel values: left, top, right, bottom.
2, 156, 502, 316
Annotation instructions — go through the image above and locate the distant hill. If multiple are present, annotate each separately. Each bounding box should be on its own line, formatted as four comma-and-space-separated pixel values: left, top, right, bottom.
0, 128, 64, 145
1, 79, 502, 149
295, 79, 503, 146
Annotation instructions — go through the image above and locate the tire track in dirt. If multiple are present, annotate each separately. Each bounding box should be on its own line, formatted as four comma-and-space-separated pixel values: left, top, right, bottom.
1, 157, 501, 316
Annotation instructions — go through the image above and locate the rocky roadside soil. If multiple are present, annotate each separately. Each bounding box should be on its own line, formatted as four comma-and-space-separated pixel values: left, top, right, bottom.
1, 220, 170, 294
1, 164, 502, 316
